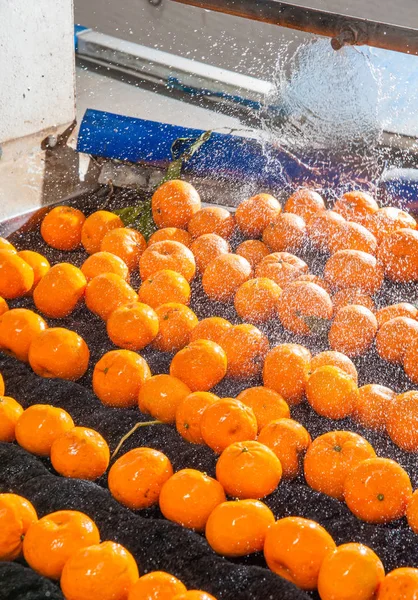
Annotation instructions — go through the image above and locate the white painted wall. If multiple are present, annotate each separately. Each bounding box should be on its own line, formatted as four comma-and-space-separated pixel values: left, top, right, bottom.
0, 0, 75, 144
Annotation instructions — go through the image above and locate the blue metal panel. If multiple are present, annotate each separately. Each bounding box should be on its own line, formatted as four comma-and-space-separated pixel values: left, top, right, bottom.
74, 25, 89, 51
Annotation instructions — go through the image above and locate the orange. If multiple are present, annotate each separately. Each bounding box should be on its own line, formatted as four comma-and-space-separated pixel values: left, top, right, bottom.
368, 206, 417, 243
101, 227, 146, 271
85, 273, 138, 321
234, 277, 282, 323
277, 281, 332, 335
255, 251, 308, 287
258, 418, 311, 479
324, 250, 383, 293
404, 338, 418, 384
170, 339, 227, 391
264, 517, 336, 590
61, 541, 139, 600
333, 190, 379, 226
235, 240, 270, 269
304, 431, 376, 500
328, 221, 377, 254
306, 365, 359, 419
263, 343, 311, 405
0, 493, 37, 560
262, 213, 306, 252
284, 188, 325, 221
15, 404, 74, 457
0, 372, 4, 395
23, 510, 100, 579
237, 387, 290, 432
190, 234, 230, 274
310, 350, 358, 384
205, 499, 275, 557
215, 440, 282, 499
108, 447, 173, 510
377, 228, 418, 282
219, 324, 269, 379
377, 568, 418, 600
307, 209, 345, 251
188, 206, 235, 240
0, 296, 8, 316
354, 384, 396, 431
0, 396, 23, 442
41, 205, 86, 250
318, 543, 385, 600
332, 288, 375, 314
128, 572, 187, 600
344, 458, 413, 523
329, 305, 377, 357
189, 316, 232, 345
152, 180, 201, 229
148, 227, 192, 247
107, 303, 159, 350
138, 269, 190, 308
51, 426, 110, 480
17, 250, 50, 289
376, 316, 418, 363
140, 240, 196, 282
376, 302, 418, 328
0, 249, 34, 299
200, 398, 257, 453
294, 273, 332, 294
0, 308, 47, 361
172, 593, 216, 600
0, 237, 16, 252
81, 251, 129, 282
81, 210, 123, 255
93, 350, 151, 408
407, 490, 418, 534
28, 327, 90, 380
138, 374, 191, 423
175, 391, 219, 444
152, 303, 198, 353
235, 193, 281, 237
33, 263, 87, 318
386, 391, 418, 451
159, 469, 226, 531
202, 254, 252, 302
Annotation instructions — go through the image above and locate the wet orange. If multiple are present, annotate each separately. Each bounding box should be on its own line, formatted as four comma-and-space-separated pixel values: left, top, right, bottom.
107, 302, 159, 350
262, 212, 306, 252
0, 296, 8, 317
0, 372, 4, 395
406, 490, 418, 534
234, 277, 282, 323
377, 568, 418, 600
188, 206, 235, 240
93, 350, 151, 408
81, 210, 124, 255
324, 250, 383, 293
152, 180, 201, 229
0, 249, 34, 299
51, 426, 110, 480
306, 365, 359, 419
333, 190, 379, 227
277, 281, 332, 335
152, 303, 198, 353
0, 396, 23, 442
28, 327, 90, 380
172, 592, 216, 600
369, 206, 417, 243
159, 469, 226, 531
219, 324, 269, 379
81, 251, 129, 282
200, 398, 257, 453
284, 188, 325, 222
175, 391, 219, 444
404, 338, 418, 385
41, 206, 86, 251
138, 269, 190, 308
190, 233, 230, 274
264, 517, 336, 590
237, 386, 290, 432
376, 302, 418, 328
310, 350, 358, 383
140, 240, 196, 282
205, 499, 275, 557
33, 263, 87, 318
304, 431, 376, 500
108, 447, 173, 510
318, 543, 385, 600
306, 210, 345, 251
0, 308, 47, 361
332, 288, 375, 314
255, 252, 308, 288
101, 227, 147, 271
354, 384, 396, 431
235, 239, 270, 269
263, 343, 311, 405
294, 273, 332, 294
128, 572, 186, 600
0, 494, 38, 560
15, 404, 74, 457
61, 541, 139, 600
235, 193, 281, 237
138, 374, 191, 423
170, 339, 227, 391
17, 250, 50, 289
376, 316, 418, 363
23, 510, 100, 579
148, 227, 192, 247
328, 220, 377, 255
258, 418, 311, 479
386, 391, 418, 451
216, 440, 282, 499
377, 228, 418, 282
0, 237, 16, 252
329, 305, 378, 357
344, 458, 412, 523
85, 273, 138, 321
202, 254, 252, 302
189, 316, 232, 345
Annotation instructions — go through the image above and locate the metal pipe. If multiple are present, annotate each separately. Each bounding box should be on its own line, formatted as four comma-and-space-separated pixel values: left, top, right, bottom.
170, 0, 418, 55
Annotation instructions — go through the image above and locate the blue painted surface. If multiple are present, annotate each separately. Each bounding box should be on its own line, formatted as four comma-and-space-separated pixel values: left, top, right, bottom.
74, 24, 89, 51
